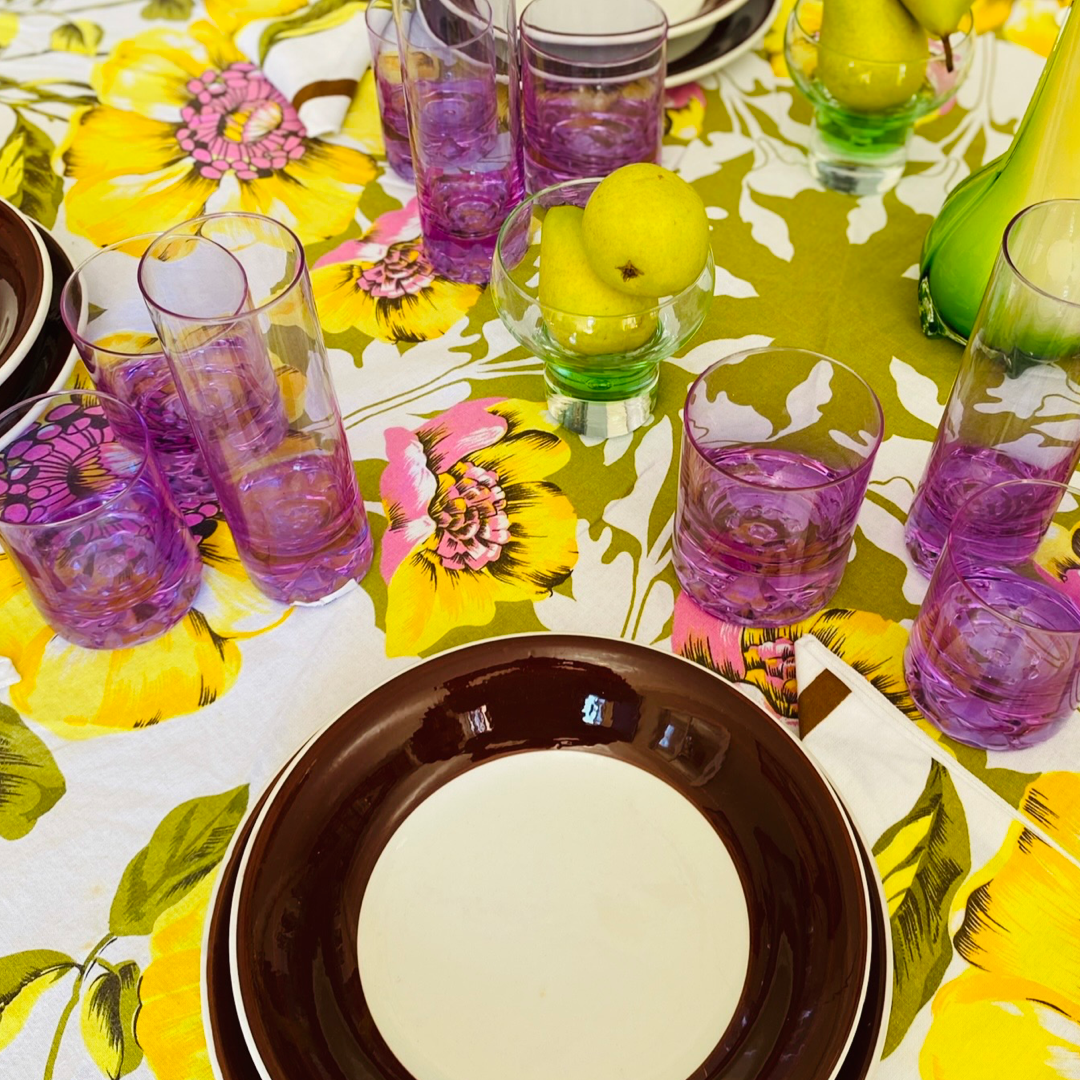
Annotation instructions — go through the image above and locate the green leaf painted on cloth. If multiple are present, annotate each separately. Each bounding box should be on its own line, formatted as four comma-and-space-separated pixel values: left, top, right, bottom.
0, 114, 63, 228
50, 20, 103, 54
109, 785, 248, 935
873, 761, 971, 1057
140, 0, 193, 20
80, 961, 141, 1079
0, 703, 66, 840
258, 0, 362, 64
0, 950, 75, 1050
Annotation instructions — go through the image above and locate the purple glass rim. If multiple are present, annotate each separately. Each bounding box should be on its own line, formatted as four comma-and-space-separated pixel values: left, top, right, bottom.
683, 347, 884, 493
365, 0, 398, 46
1001, 199, 1080, 310
942, 477, 1080, 636
0, 389, 153, 528
61, 232, 163, 361
137, 212, 306, 326
398, 0, 494, 51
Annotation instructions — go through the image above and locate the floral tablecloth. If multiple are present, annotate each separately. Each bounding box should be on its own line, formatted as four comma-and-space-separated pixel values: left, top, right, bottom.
0, 2, 1077, 1079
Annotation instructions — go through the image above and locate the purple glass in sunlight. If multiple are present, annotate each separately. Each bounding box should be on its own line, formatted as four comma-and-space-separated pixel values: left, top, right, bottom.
138, 213, 372, 605
366, 0, 414, 181
906, 200, 1080, 576
520, 0, 667, 192
60, 235, 217, 524
394, 0, 524, 283
905, 479, 1080, 750
673, 348, 883, 627
0, 391, 202, 649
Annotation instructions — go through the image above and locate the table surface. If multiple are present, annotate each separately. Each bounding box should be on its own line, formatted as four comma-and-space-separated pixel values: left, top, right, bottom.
1, 3, 1077, 1080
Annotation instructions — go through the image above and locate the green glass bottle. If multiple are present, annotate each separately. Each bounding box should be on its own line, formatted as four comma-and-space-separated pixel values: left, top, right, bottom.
919, 1, 1080, 343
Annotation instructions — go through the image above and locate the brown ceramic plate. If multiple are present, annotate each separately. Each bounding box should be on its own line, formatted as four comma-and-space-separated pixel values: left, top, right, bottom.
230, 636, 870, 1080
0, 199, 51, 380
0, 225, 77, 411
206, 638, 885, 1080
666, 0, 781, 87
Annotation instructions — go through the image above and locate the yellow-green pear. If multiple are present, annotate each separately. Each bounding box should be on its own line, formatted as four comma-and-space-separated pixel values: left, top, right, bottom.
897, 0, 970, 37
580, 164, 709, 297
818, 0, 929, 112
538, 206, 658, 356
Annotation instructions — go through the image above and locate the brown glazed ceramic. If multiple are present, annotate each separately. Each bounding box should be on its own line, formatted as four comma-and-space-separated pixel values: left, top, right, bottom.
667, 0, 775, 80
205, 775, 890, 1080
0, 201, 47, 369
229, 637, 871, 1080
0, 226, 76, 411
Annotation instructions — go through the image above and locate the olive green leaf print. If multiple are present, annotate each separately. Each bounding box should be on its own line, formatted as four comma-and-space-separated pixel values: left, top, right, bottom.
0, 951, 75, 1051
109, 785, 249, 935
258, 0, 359, 64
79, 961, 142, 1080
0, 786, 249, 1078
0, 703, 65, 841
0, 115, 64, 228
49, 20, 103, 55
140, 0, 193, 19
873, 760, 971, 1057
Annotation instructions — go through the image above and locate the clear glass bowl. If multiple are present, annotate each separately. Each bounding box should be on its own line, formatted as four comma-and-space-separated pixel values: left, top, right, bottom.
491, 177, 715, 438
784, 0, 974, 195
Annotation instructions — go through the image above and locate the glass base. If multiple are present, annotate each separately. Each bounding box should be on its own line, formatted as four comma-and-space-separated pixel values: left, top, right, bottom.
809, 115, 911, 196
546, 381, 656, 439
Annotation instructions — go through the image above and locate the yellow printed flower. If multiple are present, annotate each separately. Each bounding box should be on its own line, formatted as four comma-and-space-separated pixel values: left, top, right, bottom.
59, 22, 376, 247
312, 200, 484, 343
342, 68, 385, 157
0, 520, 289, 739
972, 0, 1014, 34
1004, 0, 1064, 56
664, 85, 707, 142
673, 597, 911, 718
920, 772, 1080, 1079
380, 398, 577, 656
137, 871, 217, 1080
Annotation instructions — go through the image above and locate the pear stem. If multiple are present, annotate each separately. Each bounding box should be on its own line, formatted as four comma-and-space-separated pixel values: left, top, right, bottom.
942, 35, 954, 73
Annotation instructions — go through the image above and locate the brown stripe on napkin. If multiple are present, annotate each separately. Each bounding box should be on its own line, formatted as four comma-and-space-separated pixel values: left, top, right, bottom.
798, 669, 851, 739
293, 78, 358, 111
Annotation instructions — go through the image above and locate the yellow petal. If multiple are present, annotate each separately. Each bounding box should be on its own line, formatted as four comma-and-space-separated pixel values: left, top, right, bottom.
487, 398, 564, 437
921, 969, 1080, 1080
311, 262, 376, 336
494, 481, 578, 594
972, 0, 1013, 33
137, 872, 216, 1080
60, 106, 217, 247
384, 544, 498, 656
0, 12, 17, 48
342, 69, 386, 155
953, 824, 1080, 1020
1004, 3, 1063, 56
468, 430, 572, 486
92, 30, 211, 119
235, 140, 376, 244
1023, 772, 1080, 862
205, 0, 306, 35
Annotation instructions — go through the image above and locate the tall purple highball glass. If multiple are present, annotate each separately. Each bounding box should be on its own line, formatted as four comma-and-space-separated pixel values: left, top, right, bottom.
366, 0, 414, 181
138, 213, 372, 605
393, 0, 524, 284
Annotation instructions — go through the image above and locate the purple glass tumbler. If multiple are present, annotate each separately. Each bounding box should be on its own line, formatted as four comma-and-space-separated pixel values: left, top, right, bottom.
137, 213, 372, 605
906, 199, 1080, 576
905, 479, 1080, 750
0, 390, 202, 649
673, 348, 883, 627
61, 234, 217, 524
366, 0, 414, 181
393, 0, 524, 284
520, 0, 667, 193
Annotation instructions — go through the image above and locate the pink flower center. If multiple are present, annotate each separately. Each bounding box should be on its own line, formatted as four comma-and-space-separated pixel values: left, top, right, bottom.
432, 462, 511, 572
358, 241, 437, 300
177, 63, 307, 182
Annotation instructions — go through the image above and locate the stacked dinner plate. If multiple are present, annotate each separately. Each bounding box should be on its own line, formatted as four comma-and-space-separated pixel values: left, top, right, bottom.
205, 636, 891, 1080
660, 0, 783, 87
0, 198, 78, 412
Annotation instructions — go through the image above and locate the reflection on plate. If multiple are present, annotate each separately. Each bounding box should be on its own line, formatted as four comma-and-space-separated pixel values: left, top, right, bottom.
665, 0, 782, 87
0, 225, 77, 412
226, 636, 872, 1080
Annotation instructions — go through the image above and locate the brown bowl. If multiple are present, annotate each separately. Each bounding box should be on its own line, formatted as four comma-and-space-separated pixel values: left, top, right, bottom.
0, 199, 52, 386
225, 636, 872, 1080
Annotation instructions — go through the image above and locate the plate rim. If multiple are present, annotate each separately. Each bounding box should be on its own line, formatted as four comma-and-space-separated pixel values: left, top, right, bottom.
228, 632, 874, 1080
665, 0, 782, 87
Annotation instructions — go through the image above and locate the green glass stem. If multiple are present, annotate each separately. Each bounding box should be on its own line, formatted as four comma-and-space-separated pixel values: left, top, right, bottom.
920, 1, 1080, 342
